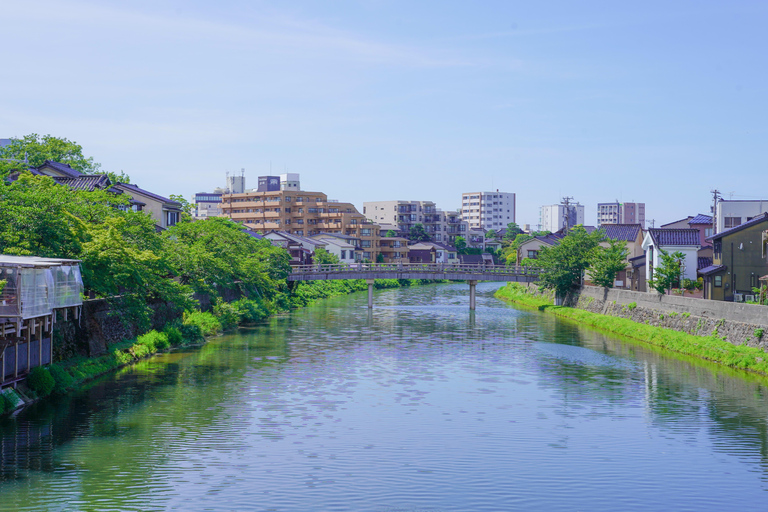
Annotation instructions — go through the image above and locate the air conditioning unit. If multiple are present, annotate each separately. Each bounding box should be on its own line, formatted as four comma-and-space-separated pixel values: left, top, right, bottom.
745, 295, 756, 302
734, 293, 744, 302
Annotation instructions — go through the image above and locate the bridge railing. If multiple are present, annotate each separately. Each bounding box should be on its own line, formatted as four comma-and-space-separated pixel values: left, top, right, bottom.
289, 263, 539, 275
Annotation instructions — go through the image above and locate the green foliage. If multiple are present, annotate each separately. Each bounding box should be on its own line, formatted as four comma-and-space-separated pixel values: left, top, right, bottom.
503, 222, 521, 241
649, 249, 685, 295
0, 133, 101, 175
454, 236, 467, 253
232, 298, 270, 323
536, 226, 605, 298
164, 326, 183, 346
313, 247, 340, 265
183, 310, 222, 337
169, 194, 194, 217
627, 302, 637, 311
213, 300, 240, 331
682, 312, 691, 318
376, 252, 385, 263
485, 229, 497, 239
180, 323, 205, 345
755, 328, 764, 340
409, 223, 431, 242
26, 367, 55, 397
49, 364, 76, 394
137, 330, 170, 352
385, 229, 397, 238
590, 239, 628, 288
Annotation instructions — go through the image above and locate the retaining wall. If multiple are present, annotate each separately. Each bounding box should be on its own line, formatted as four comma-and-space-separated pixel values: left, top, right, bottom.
563, 285, 768, 349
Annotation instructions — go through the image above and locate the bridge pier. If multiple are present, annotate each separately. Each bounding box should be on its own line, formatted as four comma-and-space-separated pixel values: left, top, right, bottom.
469, 280, 477, 310
366, 279, 375, 309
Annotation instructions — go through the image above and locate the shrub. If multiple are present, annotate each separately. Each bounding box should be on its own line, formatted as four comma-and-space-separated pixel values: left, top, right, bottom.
755, 328, 765, 340
233, 298, 269, 323
626, 302, 637, 311
180, 323, 204, 344
26, 367, 55, 397
682, 312, 691, 318
0, 391, 14, 414
183, 310, 221, 337
164, 326, 183, 346
48, 364, 75, 394
213, 300, 239, 331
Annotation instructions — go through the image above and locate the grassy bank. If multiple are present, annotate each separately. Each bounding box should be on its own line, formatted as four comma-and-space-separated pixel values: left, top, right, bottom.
496, 283, 768, 376
7, 279, 442, 414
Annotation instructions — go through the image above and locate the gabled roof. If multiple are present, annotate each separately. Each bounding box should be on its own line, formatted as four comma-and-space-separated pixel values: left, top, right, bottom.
113, 182, 181, 208
707, 212, 768, 241
36, 160, 84, 178
661, 216, 694, 228
54, 174, 113, 192
648, 228, 700, 246
408, 241, 457, 252
268, 231, 326, 247
601, 224, 642, 242
532, 233, 564, 246
689, 214, 713, 225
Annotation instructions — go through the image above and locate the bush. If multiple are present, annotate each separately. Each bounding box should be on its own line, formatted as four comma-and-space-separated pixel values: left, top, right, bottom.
232, 298, 269, 323
26, 367, 55, 397
183, 310, 221, 337
213, 300, 239, 331
0, 392, 14, 414
49, 364, 75, 394
164, 326, 183, 346
180, 323, 204, 344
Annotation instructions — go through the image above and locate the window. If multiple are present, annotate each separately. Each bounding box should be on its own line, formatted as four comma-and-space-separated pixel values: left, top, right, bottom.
340, 250, 346, 260
361, 240, 371, 248
166, 211, 180, 226
714, 275, 722, 287
527, 250, 538, 259
724, 217, 741, 229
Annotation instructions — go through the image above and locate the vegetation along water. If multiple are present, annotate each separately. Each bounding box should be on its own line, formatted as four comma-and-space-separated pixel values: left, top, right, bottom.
3, 283, 768, 511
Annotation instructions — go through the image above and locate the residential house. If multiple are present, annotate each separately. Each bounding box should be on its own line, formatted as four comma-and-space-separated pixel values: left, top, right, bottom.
407, 242, 458, 264
598, 224, 645, 289
659, 216, 694, 229
111, 183, 183, 229
700, 213, 768, 301
516, 233, 564, 263
263, 231, 326, 266
310, 233, 362, 263
408, 244, 436, 263
641, 229, 701, 288
688, 214, 714, 247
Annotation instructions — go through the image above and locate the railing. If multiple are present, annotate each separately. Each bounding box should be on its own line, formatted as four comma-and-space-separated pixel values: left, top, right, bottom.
290, 263, 539, 275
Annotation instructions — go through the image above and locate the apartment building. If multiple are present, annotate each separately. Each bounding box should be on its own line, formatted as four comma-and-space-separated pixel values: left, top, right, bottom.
193, 192, 222, 220
363, 200, 468, 244
222, 176, 381, 261
540, 203, 585, 233
460, 191, 515, 231
597, 201, 645, 227
715, 199, 768, 234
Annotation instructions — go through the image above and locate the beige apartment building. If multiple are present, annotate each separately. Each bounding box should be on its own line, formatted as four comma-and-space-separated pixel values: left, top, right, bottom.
221, 183, 382, 261
363, 200, 468, 244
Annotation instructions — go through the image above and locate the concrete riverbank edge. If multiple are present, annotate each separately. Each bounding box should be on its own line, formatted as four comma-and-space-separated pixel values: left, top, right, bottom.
1, 278, 445, 417
495, 283, 768, 376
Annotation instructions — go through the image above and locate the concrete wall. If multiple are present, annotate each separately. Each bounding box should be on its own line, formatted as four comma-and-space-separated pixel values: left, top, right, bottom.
566, 285, 768, 349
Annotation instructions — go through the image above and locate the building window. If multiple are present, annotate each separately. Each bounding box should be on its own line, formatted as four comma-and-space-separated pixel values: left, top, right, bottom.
340, 250, 346, 260
724, 217, 741, 229
714, 275, 722, 287
166, 211, 180, 226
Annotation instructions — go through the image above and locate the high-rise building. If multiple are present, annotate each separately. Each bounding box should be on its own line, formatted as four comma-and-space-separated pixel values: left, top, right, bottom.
363, 200, 468, 244
597, 201, 645, 227
460, 191, 515, 231
221, 174, 381, 261
540, 203, 585, 233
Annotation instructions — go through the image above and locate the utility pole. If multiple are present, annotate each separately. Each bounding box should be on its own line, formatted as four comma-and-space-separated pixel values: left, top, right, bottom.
561, 196, 574, 232
648, 219, 655, 228
711, 189, 721, 234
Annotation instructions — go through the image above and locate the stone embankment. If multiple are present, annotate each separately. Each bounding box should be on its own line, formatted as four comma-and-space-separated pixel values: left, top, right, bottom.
560, 286, 768, 349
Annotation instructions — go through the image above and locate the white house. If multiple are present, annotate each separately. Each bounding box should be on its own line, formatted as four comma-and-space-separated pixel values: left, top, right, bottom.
641, 228, 701, 287
408, 242, 458, 264
309, 233, 361, 263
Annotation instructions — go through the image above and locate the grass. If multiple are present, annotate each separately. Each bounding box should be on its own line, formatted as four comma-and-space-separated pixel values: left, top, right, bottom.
496, 283, 768, 376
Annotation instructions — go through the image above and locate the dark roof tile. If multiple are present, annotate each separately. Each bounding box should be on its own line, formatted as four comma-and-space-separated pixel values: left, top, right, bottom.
707, 212, 768, 241
601, 224, 642, 242
649, 228, 700, 246
689, 214, 713, 225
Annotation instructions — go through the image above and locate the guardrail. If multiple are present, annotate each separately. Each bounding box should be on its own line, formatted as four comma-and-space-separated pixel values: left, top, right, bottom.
290, 263, 539, 275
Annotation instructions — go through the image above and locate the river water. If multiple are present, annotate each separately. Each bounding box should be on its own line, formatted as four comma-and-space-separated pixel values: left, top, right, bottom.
2, 282, 768, 511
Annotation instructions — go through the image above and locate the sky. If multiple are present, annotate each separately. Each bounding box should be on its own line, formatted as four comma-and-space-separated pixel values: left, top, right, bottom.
2, 0, 767, 228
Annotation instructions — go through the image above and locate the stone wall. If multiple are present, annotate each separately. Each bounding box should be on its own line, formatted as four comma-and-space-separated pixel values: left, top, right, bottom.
566, 285, 768, 349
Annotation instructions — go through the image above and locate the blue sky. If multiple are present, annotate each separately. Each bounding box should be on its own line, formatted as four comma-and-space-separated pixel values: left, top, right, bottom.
2, 1, 767, 228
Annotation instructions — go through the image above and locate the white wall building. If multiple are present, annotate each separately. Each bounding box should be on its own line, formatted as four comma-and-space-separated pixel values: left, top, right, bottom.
540, 204, 585, 233
363, 200, 468, 243
641, 229, 701, 286
460, 191, 515, 231
715, 199, 768, 234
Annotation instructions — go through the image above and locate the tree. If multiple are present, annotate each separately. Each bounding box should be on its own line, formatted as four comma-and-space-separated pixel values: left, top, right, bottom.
649, 249, 685, 295
312, 247, 339, 265
590, 239, 628, 288
504, 222, 521, 241
385, 230, 397, 238
170, 194, 194, 217
409, 223, 430, 242
536, 226, 605, 299
375, 253, 385, 263
485, 229, 497, 239
454, 236, 467, 253
0, 134, 101, 175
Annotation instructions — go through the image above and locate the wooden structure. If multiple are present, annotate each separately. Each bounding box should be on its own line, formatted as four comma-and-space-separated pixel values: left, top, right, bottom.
0, 256, 83, 388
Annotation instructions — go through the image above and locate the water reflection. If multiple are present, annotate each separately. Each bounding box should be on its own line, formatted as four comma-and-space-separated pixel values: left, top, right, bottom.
1, 283, 768, 510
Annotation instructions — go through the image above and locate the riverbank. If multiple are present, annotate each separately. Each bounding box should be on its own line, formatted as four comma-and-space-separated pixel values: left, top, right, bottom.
496, 283, 768, 376
2, 278, 444, 416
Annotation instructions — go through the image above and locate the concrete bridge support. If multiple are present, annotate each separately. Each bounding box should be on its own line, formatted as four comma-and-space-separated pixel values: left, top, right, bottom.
469, 280, 477, 310
366, 279, 375, 309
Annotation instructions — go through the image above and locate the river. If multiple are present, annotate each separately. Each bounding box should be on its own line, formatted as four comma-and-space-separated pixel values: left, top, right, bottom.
2, 282, 768, 511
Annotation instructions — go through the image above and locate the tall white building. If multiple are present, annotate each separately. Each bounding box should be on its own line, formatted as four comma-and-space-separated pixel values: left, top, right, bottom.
460, 191, 515, 231
540, 203, 585, 233
715, 199, 768, 233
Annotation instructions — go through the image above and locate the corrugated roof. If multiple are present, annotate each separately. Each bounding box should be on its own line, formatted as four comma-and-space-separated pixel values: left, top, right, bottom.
707, 212, 768, 241
601, 224, 642, 242
649, 228, 700, 246
689, 214, 713, 225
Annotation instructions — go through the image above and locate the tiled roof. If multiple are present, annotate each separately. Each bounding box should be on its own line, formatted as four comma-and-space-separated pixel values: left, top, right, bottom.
54, 174, 112, 192
660, 216, 694, 228
114, 183, 181, 208
697, 256, 712, 270
648, 228, 700, 246
689, 214, 713, 225
601, 224, 642, 242
37, 160, 84, 178
699, 264, 726, 276
707, 212, 768, 241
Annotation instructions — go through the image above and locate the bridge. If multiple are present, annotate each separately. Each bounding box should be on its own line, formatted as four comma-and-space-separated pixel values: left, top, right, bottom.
287, 263, 539, 310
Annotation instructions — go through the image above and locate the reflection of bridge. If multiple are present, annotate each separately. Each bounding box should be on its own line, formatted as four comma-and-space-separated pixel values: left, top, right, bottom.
287, 263, 539, 310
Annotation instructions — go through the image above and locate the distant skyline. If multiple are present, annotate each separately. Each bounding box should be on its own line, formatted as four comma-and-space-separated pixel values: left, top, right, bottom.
2, 1, 767, 228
